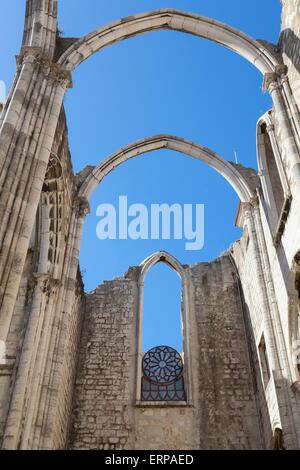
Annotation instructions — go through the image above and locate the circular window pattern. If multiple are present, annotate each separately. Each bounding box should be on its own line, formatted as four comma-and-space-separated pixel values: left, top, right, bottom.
142, 345, 183, 384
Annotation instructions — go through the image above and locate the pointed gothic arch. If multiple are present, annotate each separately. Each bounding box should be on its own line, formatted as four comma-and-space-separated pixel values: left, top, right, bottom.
136, 251, 192, 404
57, 9, 279, 75
140, 251, 188, 285
78, 135, 255, 204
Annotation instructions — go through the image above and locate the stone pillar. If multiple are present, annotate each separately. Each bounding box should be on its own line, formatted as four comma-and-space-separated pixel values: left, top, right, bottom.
35, 196, 89, 450
2, 274, 60, 449
0, 47, 71, 345
266, 123, 291, 198
280, 73, 300, 150
242, 201, 282, 374
19, 278, 61, 450
263, 70, 300, 195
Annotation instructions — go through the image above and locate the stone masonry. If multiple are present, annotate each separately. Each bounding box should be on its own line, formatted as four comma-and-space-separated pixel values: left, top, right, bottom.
70, 256, 265, 450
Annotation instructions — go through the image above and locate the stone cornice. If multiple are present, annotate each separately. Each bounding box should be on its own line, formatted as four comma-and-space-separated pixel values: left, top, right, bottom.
16, 46, 73, 89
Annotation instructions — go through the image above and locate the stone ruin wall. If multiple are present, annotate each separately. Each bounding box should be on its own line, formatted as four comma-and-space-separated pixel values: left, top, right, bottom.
70, 256, 263, 450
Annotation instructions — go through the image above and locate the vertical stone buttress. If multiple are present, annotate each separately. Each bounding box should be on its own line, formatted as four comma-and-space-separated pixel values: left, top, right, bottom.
0, 0, 70, 349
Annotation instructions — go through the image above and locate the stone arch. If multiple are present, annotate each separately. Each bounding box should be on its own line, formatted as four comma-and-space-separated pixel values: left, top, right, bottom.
136, 251, 192, 403
57, 9, 279, 74
139, 250, 187, 285
78, 135, 255, 203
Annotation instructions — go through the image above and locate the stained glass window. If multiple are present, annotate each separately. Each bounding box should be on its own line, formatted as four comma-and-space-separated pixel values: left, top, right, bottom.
141, 345, 186, 401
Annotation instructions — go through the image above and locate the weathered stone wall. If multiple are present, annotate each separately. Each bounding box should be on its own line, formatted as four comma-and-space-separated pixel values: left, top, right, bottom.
70, 256, 263, 450
0, 251, 34, 442
133, 406, 198, 450
70, 276, 138, 450
190, 256, 263, 449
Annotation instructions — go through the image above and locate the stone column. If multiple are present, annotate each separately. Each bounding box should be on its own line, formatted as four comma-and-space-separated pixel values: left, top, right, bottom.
266, 123, 291, 198
279, 72, 300, 151
2, 274, 59, 449
36, 196, 89, 450
263, 70, 300, 196
0, 47, 71, 345
242, 200, 282, 374
19, 279, 60, 449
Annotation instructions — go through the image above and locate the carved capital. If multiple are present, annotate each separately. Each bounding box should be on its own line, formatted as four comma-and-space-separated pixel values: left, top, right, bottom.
262, 65, 288, 92
16, 46, 73, 89
262, 72, 278, 92
237, 196, 259, 226
32, 273, 61, 294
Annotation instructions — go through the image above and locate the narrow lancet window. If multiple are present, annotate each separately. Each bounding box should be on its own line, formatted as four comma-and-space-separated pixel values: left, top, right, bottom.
138, 253, 189, 403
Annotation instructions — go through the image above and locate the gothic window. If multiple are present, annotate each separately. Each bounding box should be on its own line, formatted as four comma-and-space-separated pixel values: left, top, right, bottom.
261, 124, 284, 218
136, 252, 191, 404
257, 114, 290, 243
39, 153, 66, 277
258, 335, 271, 388
141, 345, 186, 401
272, 428, 285, 450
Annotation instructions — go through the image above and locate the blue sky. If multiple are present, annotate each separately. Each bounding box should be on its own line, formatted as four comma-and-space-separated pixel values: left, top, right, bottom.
1, 1, 281, 351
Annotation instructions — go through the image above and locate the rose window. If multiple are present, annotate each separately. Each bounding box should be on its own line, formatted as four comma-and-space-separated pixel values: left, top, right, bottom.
141, 346, 186, 401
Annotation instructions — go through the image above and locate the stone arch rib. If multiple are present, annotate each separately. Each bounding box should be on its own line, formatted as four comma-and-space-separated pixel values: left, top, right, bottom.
78, 135, 255, 203
57, 9, 279, 74
139, 251, 187, 285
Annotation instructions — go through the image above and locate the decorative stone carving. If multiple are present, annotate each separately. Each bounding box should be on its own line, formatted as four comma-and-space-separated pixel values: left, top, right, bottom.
32, 273, 61, 295
263, 72, 279, 91
263, 65, 288, 91
16, 46, 73, 88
